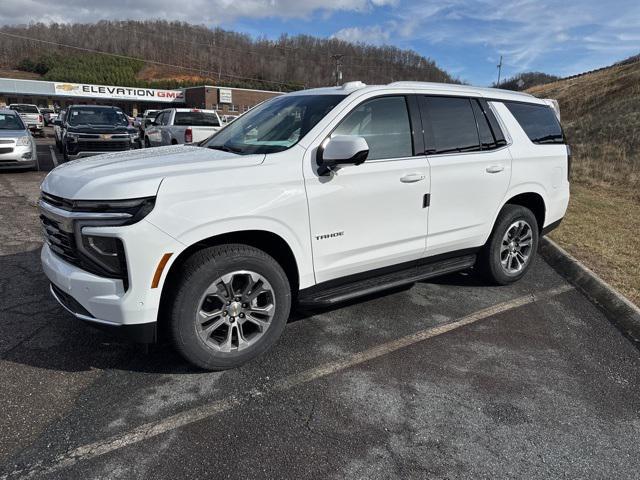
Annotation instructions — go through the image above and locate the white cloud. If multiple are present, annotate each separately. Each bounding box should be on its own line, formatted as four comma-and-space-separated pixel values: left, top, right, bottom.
0, 0, 390, 25
332, 25, 391, 44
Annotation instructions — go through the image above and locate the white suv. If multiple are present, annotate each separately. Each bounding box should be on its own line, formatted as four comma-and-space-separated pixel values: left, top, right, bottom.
39, 81, 570, 369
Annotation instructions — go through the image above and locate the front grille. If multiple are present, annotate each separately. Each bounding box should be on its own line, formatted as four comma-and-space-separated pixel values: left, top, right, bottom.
40, 214, 82, 267
78, 140, 130, 152
0, 139, 13, 144
41, 192, 74, 210
0, 147, 14, 154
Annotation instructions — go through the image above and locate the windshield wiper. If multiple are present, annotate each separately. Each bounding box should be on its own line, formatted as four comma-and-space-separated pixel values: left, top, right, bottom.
208, 144, 243, 154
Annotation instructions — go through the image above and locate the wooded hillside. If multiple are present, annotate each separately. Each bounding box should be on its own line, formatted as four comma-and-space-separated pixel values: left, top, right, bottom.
0, 21, 457, 91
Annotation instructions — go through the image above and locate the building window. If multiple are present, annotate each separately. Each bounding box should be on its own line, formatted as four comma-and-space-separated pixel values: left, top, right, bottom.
229, 104, 239, 112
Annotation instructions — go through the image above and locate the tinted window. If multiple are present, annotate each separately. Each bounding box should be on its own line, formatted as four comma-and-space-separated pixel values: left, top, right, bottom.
175, 111, 220, 127
160, 112, 171, 126
504, 101, 564, 144
333, 96, 412, 160
424, 97, 479, 154
471, 100, 496, 149
67, 108, 128, 126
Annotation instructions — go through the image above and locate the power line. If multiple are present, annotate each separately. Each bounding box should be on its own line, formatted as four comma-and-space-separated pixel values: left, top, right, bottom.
0, 30, 305, 88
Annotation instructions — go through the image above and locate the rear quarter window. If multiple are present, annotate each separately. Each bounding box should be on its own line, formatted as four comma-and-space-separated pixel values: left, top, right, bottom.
174, 112, 220, 127
504, 101, 564, 144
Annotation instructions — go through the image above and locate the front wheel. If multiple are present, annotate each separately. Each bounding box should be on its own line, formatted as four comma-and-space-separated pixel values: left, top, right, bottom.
477, 204, 539, 285
169, 244, 291, 370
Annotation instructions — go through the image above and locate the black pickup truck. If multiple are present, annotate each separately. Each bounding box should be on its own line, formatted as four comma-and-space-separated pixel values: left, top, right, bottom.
54, 105, 140, 161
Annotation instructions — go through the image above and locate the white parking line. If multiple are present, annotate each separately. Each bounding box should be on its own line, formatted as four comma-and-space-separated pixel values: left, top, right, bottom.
48, 146, 58, 167
4, 284, 573, 480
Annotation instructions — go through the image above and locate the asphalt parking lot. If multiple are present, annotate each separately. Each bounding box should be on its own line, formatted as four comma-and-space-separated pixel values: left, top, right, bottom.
0, 132, 639, 479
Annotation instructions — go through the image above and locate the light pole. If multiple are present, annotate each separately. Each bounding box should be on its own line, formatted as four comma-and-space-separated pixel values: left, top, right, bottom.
496, 55, 503, 87
331, 54, 344, 86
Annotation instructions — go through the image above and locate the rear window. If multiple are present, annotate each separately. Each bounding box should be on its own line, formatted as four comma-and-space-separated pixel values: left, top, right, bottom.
175, 111, 220, 127
424, 97, 479, 154
11, 105, 39, 114
504, 101, 564, 144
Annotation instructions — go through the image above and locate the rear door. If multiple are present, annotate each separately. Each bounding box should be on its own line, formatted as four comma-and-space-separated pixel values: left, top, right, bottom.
420, 96, 511, 256
146, 111, 166, 146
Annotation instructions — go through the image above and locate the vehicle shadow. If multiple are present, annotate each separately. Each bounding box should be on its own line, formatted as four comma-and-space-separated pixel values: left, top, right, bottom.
0, 248, 488, 375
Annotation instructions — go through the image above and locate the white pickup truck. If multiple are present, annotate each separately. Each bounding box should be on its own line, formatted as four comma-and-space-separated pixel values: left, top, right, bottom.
144, 108, 222, 147
9, 104, 44, 136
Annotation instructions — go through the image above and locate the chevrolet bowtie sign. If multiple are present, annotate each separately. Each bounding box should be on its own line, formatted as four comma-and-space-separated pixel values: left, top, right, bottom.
53, 82, 185, 103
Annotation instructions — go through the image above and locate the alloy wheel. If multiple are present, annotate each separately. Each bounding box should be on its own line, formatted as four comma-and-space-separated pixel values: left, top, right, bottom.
500, 220, 533, 274
195, 270, 276, 353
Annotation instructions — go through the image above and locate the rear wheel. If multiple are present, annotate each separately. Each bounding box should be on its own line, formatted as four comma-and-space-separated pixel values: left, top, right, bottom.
169, 244, 291, 370
144, 136, 151, 148
477, 204, 539, 285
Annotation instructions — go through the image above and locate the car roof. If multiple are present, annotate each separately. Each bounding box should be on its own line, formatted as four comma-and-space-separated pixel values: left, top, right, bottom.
287, 80, 544, 104
0, 108, 20, 115
68, 105, 122, 110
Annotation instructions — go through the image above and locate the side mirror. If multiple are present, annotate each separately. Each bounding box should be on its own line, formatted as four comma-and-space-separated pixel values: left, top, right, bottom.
317, 135, 369, 175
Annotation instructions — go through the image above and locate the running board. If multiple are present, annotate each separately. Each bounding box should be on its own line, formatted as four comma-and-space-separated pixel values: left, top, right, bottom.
298, 254, 476, 307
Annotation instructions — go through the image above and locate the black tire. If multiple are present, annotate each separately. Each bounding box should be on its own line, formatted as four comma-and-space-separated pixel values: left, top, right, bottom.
477, 204, 539, 285
144, 136, 151, 148
169, 244, 291, 370
62, 144, 69, 162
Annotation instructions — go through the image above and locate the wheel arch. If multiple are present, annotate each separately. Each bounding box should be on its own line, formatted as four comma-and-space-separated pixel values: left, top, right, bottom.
503, 192, 546, 232
157, 230, 301, 335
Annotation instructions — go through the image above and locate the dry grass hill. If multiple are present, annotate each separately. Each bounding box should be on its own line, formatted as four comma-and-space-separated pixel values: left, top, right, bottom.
527, 58, 640, 305
528, 59, 640, 189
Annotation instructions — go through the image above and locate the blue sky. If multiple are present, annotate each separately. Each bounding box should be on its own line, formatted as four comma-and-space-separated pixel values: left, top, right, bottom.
2, 0, 639, 85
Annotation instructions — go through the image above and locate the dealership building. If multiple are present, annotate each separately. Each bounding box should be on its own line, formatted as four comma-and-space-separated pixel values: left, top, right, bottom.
0, 77, 282, 116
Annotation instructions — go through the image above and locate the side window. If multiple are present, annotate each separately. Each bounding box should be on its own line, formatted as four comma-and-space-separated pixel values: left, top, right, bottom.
471, 99, 506, 150
333, 96, 413, 160
423, 97, 479, 154
154, 112, 164, 126
161, 111, 171, 126
503, 101, 564, 144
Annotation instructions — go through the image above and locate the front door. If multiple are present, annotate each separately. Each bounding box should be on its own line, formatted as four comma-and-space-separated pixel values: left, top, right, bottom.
304, 95, 429, 284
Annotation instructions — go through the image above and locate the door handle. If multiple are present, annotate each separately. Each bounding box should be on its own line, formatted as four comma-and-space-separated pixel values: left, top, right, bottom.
400, 173, 425, 183
486, 165, 504, 174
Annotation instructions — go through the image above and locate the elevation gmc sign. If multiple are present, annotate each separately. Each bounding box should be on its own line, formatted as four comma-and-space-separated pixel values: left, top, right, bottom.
53, 82, 185, 103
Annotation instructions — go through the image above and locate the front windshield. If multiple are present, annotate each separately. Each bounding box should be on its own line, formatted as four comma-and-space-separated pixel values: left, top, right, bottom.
67, 108, 129, 127
202, 94, 346, 155
0, 113, 25, 130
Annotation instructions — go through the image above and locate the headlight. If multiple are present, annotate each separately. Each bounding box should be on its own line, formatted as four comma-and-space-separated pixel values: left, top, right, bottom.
16, 135, 31, 146
80, 234, 127, 277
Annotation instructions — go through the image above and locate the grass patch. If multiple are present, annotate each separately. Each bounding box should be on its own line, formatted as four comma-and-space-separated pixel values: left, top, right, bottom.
550, 183, 640, 306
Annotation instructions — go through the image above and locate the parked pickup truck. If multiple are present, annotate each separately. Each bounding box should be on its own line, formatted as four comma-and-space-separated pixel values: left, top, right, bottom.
144, 108, 222, 147
53, 105, 140, 161
39, 81, 570, 370
9, 104, 44, 136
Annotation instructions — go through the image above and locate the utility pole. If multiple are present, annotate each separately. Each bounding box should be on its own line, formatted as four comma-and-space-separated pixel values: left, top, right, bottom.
331, 54, 344, 86
496, 55, 503, 87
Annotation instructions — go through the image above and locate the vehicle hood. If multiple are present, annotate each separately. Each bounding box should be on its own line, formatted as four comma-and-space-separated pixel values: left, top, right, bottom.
66, 124, 136, 135
0, 129, 28, 138
41, 145, 264, 200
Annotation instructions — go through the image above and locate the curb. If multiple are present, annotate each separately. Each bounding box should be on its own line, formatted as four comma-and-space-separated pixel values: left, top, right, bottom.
539, 237, 640, 344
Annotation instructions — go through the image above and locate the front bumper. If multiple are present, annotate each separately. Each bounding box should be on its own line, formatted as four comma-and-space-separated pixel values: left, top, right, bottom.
49, 283, 157, 342
0, 144, 36, 168
41, 219, 184, 342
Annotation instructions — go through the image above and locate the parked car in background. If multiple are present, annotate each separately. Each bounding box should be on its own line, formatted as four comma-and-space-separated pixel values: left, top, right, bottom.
139, 109, 159, 137
9, 104, 44, 136
40, 108, 58, 126
54, 109, 66, 152
39, 81, 570, 370
53, 105, 140, 161
0, 109, 37, 170
144, 108, 222, 147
